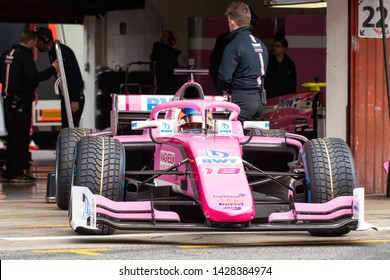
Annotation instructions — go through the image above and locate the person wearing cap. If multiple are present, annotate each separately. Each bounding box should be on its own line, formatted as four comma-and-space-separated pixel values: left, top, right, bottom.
264, 36, 297, 98
216, 2, 268, 123
36, 26, 84, 128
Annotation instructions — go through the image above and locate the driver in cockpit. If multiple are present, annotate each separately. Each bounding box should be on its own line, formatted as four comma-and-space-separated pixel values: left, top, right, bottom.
177, 108, 213, 134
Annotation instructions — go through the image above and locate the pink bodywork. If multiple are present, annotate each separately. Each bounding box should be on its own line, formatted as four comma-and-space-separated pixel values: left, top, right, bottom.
263, 91, 324, 133
268, 196, 356, 223
108, 99, 304, 224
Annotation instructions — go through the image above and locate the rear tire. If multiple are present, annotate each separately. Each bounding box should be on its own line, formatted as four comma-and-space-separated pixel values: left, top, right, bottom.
302, 138, 358, 236
55, 128, 97, 210
72, 135, 125, 235
254, 129, 287, 137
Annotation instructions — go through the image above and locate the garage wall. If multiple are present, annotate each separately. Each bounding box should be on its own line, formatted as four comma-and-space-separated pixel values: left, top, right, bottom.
326, 0, 349, 140
81, 0, 325, 129
100, 0, 325, 70
350, 0, 390, 194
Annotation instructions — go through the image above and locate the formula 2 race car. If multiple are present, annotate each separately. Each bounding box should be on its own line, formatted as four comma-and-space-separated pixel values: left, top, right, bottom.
56, 69, 376, 237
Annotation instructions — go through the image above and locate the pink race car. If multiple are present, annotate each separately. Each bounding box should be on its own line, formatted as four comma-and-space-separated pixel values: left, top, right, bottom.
263, 91, 325, 138
53, 69, 370, 236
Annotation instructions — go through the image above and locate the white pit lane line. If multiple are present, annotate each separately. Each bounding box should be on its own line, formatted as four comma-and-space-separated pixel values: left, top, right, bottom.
1, 231, 258, 241
1, 227, 390, 242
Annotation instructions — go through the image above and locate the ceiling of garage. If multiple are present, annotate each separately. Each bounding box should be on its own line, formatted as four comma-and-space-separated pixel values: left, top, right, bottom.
0, 0, 145, 23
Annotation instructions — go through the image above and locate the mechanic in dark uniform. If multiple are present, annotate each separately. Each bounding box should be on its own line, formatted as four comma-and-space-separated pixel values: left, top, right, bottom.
216, 2, 268, 123
0, 28, 58, 182
150, 30, 182, 94
209, 6, 258, 93
36, 27, 85, 128
264, 36, 297, 98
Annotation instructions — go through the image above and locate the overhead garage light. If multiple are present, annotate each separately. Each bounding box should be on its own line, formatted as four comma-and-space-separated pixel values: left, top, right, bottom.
264, 0, 327, 8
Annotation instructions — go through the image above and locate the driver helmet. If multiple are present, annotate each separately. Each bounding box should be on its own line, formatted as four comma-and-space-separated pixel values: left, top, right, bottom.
177, 108, 203, 133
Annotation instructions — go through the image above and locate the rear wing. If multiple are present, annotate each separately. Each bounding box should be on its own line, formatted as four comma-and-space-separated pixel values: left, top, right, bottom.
110, 94, 225, 135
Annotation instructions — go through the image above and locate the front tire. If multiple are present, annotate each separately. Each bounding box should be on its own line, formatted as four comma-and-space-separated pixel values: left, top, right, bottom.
302, 138, 358, 236
55, 128, 97, 210
72, 135, 125, 235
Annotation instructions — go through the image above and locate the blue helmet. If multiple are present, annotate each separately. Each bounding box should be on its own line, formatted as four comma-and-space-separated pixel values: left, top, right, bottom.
178, 108, 202, 132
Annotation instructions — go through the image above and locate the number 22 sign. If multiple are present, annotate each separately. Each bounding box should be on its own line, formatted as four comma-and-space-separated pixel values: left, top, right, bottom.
359, 0, 390, 38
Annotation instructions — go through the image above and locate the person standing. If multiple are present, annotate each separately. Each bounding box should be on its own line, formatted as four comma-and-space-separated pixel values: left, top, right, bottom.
264, 36, 297, 98
36, 26, 84, 128
150, 30, 182, 94
209, 6, 258, 93
216, 2, 268, 122
0, 28, 58, 182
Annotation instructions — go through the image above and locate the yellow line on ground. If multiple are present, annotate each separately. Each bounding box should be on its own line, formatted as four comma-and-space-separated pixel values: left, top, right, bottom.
180, 239, 390, 249
33, 248, 110, 256
16, 224, 69, 228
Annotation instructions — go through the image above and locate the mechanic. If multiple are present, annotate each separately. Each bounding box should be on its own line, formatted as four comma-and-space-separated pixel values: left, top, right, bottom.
150, 30, 182, 94
36, 26, 85, 128
0, 28, 58, 182
209, 6, 258, 94
216, 2, 268, 123
264, 36, 297, 98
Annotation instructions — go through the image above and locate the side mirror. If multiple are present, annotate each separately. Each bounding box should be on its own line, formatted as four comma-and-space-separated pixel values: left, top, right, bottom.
131, 120, 159, 130
243, 121, 270, 130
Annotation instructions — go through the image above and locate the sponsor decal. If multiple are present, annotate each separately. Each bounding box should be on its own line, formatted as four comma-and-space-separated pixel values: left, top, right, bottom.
223, 206, 242, 210
146, 96, 173, 110
160, 122, 173, 133
278, 97, 311, 110
217, 122, 232, 135
205, 149, 229, 158
213, 194, 246, 199
199, 157, 240, 164
196, 149, 241, 165
251, 42, 264, 53
158, 120, 175, 135
160, 150, 175, 165
293, 118, 308, 124
214, 194, 246, 211
82, 194, 93, 226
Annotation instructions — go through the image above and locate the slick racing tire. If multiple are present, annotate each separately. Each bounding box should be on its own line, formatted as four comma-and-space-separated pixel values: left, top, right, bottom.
55, 128, 98, 210
72, 135, 125, 235
302, 138, 358, 236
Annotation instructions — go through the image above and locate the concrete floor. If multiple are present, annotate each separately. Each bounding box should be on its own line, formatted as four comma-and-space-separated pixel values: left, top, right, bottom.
0, 150, 56, 201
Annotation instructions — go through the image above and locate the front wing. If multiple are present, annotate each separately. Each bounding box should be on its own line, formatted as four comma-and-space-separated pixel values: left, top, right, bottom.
70, 186, 373, 233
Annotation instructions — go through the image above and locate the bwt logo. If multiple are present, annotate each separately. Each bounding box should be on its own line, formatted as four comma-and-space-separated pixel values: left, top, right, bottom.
221, 123, 230, 129
131, 123, 137, 128
162, 123, 171, 129
219, 123, 232, 133
160, 122, 173, 133
205, 150, 229, 158
147, 97, 172, 110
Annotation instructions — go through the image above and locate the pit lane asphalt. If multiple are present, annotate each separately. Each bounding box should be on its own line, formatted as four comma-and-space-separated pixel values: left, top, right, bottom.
1, 150, 390, 260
